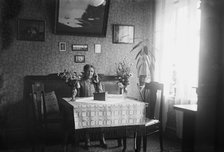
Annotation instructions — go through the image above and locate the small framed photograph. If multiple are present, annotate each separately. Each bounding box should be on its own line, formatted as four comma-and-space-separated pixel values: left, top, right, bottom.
17, 19, 45, 41
113, 24, 134, 44
59, 42, 66, 51
94, 44, 101, 53
72, 44, 88, 51
74, 55, 85, 63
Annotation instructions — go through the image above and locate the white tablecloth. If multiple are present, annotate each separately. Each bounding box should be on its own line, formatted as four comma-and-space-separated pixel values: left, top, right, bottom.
63, 94, 147, 129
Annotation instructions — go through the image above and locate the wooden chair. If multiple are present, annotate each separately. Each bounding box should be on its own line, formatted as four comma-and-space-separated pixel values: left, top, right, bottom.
140, 81, 164, 152
100, 75, 122, 147
0, 104, 8, 150
31, 82, 68, 152
100, 75, 144, 151
100, 75, 122, 94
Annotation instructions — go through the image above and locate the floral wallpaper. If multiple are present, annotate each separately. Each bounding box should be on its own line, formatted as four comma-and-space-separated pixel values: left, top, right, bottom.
0, 0, 154, 104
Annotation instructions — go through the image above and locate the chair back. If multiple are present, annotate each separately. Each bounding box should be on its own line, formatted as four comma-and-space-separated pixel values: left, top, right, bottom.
32, 82, 46, 125
99, 75, 121, 94
142, 82, 164, 121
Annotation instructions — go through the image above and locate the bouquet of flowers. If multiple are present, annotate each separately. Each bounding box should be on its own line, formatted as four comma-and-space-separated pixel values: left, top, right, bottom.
57, 69, 81, 89
116, 58, 132, 93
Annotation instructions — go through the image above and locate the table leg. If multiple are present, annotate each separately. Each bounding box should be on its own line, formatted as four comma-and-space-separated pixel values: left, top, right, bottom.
182, 112, 196, 152
122, 137, 127, 152
143, 135, 147, 152
135, 135, 142, 152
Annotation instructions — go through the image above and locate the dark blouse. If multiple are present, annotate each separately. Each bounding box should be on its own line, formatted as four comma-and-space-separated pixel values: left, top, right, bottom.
78, 79, 103, 97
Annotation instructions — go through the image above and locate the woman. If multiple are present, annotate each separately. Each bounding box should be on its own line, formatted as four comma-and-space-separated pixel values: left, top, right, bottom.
79, 64, 102, 97
78, 64, 107, 149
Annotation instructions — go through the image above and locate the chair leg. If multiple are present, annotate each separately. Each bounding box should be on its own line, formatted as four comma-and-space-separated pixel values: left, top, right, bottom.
33, 136, 45, 152
134, 132, 137, 150
100, 133, 108, 149
159, 127, 163, 151
117, 138, 122, 147
31, 138, 36, 152
143, 135, 147, 152
41, 145, 45, 152
63, 132, 69, 152
122, 137, 127, 152
71, 133, 79, 152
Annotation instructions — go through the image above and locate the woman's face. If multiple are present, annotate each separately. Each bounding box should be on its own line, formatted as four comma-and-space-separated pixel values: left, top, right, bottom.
86, 67, 94, 79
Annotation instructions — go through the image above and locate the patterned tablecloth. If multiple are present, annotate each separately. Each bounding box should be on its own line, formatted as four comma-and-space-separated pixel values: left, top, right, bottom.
63, 95, 147, 129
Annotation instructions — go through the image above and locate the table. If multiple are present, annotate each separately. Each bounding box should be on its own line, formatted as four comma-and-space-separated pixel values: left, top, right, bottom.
63, 94, 146, 129
174, 104, 197, 152
60, 94, 147, 152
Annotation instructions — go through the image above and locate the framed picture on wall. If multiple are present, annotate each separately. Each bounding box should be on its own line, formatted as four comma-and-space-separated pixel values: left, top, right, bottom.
72, 44, 88, 51
94, 44, 101, 53
17, 19, 45, 41
112, 24, 134, 44
54, 0, 110, 37
59, 42, 66, 51
74, 55, 85, 63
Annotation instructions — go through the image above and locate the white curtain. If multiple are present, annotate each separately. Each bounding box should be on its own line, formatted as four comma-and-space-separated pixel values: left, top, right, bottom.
154, 0, 200, 138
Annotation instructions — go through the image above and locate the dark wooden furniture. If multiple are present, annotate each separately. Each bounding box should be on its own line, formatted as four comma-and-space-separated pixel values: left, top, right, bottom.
140, 82, 164, 152
31, 82, 68, 152
99, 74, 122, 94
24, 74, 72, 145
174, 104, 197, 152
99, 75, 122, 146
0, 106, 8, 150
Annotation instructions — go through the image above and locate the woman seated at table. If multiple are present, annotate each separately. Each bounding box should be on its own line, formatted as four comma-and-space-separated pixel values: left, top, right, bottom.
78, 64, 107, 149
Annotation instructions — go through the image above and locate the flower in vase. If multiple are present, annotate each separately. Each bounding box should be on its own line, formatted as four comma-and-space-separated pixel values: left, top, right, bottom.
58, 69, 81, 89
116, 58, 133, 93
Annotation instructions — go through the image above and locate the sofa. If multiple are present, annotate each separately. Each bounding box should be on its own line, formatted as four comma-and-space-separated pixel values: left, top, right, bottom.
23, 73, 121, 107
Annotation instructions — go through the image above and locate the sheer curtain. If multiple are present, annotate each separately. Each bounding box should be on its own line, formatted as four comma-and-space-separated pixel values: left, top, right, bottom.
154, 0, 200, 138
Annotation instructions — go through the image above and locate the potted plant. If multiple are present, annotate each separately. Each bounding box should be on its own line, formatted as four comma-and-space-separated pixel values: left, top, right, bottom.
57, 69, 81, 101
130, 39, 155, 86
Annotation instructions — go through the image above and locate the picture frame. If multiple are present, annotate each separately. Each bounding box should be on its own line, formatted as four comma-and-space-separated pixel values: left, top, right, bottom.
94, 44, 101, 53
74, 55, 85, 63
17, 19, 45, 41
72, 44, 88, 51
59, 42, 66, 51
54, 0, 110, 37
112, 24, 134, 44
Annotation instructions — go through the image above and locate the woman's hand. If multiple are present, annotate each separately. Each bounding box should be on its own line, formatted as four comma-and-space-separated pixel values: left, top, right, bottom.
93, 73, 99, 83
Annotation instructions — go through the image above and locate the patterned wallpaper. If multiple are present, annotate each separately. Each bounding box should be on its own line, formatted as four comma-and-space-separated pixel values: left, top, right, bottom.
0, 0, 153, 104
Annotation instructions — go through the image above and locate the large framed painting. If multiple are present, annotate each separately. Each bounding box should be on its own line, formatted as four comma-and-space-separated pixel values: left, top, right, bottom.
54, 0, 110, 37
17, 19, 45, 41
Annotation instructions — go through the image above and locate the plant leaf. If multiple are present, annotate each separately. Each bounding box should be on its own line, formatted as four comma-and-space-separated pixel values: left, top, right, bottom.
135, 49, 143, 60
145, 55, 151, 68
130, 41, 144, 52
147, 49, 155, 61
136, 58, 140, 69
137, 64, 143, 77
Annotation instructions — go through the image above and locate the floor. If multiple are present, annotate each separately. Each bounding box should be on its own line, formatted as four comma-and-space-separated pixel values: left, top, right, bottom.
0, 134, 181, 152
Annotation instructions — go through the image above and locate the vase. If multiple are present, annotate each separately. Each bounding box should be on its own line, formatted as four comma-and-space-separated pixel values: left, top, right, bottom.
122, 87, 128, 98
71, 88, 77, 101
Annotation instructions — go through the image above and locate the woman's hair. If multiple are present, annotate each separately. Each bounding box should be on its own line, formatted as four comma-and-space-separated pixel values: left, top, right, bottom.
82, 64, 101, 92
83, 64, 95, 73
82, 64, 95, 79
